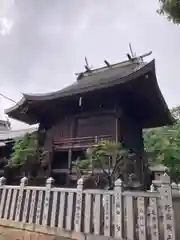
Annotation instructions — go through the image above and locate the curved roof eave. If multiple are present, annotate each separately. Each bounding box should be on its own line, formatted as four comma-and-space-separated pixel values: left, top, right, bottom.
5, 60, 154, 116
5, 60, 161, 119
4, 94, 27, 115
23, 60, 155, 102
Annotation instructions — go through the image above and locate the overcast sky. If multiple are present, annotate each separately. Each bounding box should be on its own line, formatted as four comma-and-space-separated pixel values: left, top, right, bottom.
0, 0, 180, 129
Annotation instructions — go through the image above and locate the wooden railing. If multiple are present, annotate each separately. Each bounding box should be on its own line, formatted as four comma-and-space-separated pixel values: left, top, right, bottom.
0, 174, 177, 240
53, 135, 113, 148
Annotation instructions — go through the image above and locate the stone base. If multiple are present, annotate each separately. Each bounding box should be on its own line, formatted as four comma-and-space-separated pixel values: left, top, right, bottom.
0, 219, 120, 240
0, 225, 63, 240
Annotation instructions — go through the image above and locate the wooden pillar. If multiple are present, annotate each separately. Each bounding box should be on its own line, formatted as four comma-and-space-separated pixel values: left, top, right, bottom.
68, 149, 72, 172
115, 117, 119, 142
137, 157, 141, 184
66, 149, 72, 186
48, 138, 54, 178
48, 150, 53, 177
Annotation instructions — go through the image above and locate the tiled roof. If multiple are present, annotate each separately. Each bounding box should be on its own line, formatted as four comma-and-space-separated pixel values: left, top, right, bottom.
23, 59, 143, 101
4, 59, 174, 128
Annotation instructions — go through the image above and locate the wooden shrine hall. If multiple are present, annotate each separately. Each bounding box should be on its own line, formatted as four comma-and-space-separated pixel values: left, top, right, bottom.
5, 53, 174, 187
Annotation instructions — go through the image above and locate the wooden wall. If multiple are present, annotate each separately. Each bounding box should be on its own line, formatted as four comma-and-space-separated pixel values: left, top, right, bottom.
75, 114, 116, 138
42, 109, 144, 155
43, 111, 118, 150
43, 117, 72, 150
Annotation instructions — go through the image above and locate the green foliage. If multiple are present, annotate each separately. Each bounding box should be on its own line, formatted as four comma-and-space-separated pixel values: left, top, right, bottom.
74, 157, 90, 174
73, 140, 135, 188
158, 0, 180, 24
144, 106, 180, 182
10, 133, 38, 167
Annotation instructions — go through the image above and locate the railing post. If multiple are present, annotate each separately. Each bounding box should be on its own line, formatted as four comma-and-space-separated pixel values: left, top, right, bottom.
114, 178, 123, 239
158, 173, 175, 240
74, 177, 84, 232
43, 177, 54, 226
15, 176, 28, 221
0, 176, 6, 187
149, 184, 159, 240
0, 177, 6, 218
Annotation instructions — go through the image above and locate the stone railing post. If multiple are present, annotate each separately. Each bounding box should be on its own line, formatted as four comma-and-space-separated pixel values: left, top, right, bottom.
0, 177, 6, 217
74, 177, 84, 232
43, 177, 54, 226
0, 176, 6, 187
114, 178, 123, 239
149, 183, 159, 239
15, 177, 28, 221
158, 173, 175, 240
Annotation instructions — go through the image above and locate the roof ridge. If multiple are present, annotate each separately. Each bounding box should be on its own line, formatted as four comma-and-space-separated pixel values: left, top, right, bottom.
77, 58, 141, 80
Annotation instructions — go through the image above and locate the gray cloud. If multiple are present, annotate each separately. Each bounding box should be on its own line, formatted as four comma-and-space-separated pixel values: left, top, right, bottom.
0, 0, 180, 129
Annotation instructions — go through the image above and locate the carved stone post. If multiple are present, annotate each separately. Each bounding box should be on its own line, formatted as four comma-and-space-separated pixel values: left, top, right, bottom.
0, 177, 6, 218
0, 176, 6, 187
15, 177, 28, 221
43, 177, 54, 226
74, 177, 84, 232
114, 178, 123, 239
158, 174, 175, 240
149, 183, 159, 240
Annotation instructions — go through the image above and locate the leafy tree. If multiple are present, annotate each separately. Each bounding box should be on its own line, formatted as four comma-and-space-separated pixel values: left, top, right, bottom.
144, 106, 180, 182
157, 0, 180, 24
73, 140, 135, 189
10, 133, 38, 167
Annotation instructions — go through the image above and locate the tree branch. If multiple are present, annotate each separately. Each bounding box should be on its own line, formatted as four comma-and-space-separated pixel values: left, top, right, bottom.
98, 158, 109, 177
111, 155, 123, 178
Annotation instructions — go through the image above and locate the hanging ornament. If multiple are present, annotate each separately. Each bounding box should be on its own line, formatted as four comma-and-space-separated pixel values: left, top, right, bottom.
79, 96, 82, 107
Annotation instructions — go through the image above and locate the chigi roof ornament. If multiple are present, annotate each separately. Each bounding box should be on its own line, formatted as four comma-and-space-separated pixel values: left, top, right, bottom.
126, 43, 152, 63
127, 43, 136, 60
84, 56, 93, 72
76, 45, 153, 81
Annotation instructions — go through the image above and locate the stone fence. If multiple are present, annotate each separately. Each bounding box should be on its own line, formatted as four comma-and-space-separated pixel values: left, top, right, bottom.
0, 174, 178, 240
